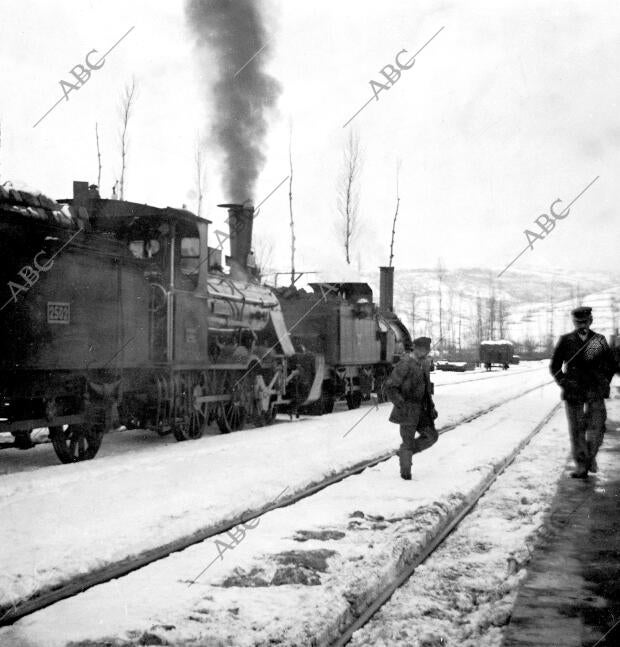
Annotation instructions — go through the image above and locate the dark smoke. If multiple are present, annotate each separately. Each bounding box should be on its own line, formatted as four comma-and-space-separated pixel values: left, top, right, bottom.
186, 0, 281, 202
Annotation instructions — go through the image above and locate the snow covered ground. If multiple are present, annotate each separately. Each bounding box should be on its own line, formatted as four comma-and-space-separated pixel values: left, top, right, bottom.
0, 364, 550, 617
0, 363, 546, 477
0, 379, 565, 646
349, 402, 612, 646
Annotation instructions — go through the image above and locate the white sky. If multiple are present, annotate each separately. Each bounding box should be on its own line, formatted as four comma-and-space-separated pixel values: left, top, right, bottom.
0, 0, 618, 282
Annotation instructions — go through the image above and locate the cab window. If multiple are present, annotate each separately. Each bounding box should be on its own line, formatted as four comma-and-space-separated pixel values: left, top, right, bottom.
129, 239, 161, 259
180, 236, 200, 278
129, 240, 146, 259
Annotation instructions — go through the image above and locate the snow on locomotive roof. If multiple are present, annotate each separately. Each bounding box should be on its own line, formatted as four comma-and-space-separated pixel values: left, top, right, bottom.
1, 182, 62, 209
480, 339, 513, 345
0, 182, 78, 228
308, 282, 373, 301
82, 198, 210, 223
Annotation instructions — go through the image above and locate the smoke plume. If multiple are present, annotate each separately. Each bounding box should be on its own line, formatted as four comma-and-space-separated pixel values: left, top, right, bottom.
186, 0, 281, 202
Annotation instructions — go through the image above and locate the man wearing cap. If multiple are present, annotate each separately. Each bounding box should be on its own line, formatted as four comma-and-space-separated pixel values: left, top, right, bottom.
385, 336, 439, 480
550, 306, 617, 478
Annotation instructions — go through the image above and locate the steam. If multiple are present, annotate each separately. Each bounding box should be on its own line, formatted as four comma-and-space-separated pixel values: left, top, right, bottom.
186, 0, 281, 202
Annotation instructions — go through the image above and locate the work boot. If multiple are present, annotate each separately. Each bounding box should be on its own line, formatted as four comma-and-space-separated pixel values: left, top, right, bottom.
399, 449, 413, 480
570, 468, 588, 479
588, 456, 599, 473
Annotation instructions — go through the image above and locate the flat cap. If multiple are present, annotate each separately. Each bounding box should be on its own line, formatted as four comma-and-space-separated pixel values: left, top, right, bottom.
413, 336, 432, 349
571, 306, 592, 319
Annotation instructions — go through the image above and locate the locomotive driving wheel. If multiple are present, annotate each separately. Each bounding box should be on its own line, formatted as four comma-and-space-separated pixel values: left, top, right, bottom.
49, 423, 104, 463
173, 382, 207, 441
217, 362, 271, 432
217, 399, 246, 433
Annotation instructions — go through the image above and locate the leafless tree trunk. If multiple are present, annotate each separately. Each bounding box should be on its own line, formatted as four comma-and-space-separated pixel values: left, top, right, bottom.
337, 129, 362, 265
498, 298, 510, 338
118, 78, 137, 201
486, 275, 497, 339
547, 280, 555, 347
425, 298, 433, 338
95, 123, 102, 189
487, 295, 496, 338
388, 160, 401, 267
446, 287, 455, 350
288, 122, 296, 285
476, 294, 484, 345
498, 299, 504, 338
436, 259, 446, 351
411, 291, 416, 339
457, 295, 463, 352
194, 134, 206, 217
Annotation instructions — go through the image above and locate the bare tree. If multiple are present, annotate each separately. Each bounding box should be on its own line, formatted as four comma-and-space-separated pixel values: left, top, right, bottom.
118, 78, 137, 201
337, 129, 362, 264
411, 291, 416, 339
476, 294, 484, 344
547, 280, 555, 343
288, 122, 296, 284
436, 259, 446, 351
424, 298, 433, 338
457, 295, 463, 352
95, 123, 102, 189
388, 159, 401, 267
253, 234, 274, 280
486, 275, 497, 339
194, 133, 206, 217
498, 298, 510, 338
446, 287, 455, 350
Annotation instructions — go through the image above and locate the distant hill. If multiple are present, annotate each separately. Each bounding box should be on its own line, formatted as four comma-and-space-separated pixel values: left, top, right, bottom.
359, 266, 620, 350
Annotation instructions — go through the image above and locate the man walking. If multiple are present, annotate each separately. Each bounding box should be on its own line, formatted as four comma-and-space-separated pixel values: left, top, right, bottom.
550, 306, 617, 479
385, 336, 438, 480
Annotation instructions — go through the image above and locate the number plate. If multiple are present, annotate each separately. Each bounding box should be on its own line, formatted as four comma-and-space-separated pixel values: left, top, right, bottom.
185, 326, 198, 344
47, 302, 70, 324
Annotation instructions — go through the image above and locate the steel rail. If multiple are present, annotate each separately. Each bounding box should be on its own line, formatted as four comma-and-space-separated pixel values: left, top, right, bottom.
0, 378, 553, 627
329, 400, 562, 647
434, 364, 543, 388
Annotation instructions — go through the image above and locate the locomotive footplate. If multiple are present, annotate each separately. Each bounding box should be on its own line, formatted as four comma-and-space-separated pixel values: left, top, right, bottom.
0, 414, 84, 434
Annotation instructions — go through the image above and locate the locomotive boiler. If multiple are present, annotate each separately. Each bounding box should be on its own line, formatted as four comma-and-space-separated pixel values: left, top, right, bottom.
0, 182, 317, 462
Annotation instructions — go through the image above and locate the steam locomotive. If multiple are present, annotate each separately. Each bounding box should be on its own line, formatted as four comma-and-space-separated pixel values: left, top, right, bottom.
275, 267, 411, 413
0, 181, 411, 463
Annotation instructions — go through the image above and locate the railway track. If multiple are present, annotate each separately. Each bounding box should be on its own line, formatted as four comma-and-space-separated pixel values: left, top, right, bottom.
0, 377, 554, 629
0, 364, 545, 472
330, 400, 562, 647
434, 364, 543, 388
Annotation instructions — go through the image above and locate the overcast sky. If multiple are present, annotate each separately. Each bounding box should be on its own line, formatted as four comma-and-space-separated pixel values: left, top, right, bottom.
0, 0, 618, 283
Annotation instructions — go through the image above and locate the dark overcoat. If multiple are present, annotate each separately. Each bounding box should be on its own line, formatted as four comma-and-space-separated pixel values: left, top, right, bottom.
550, 330, 617, 402
385, 355, 435, 426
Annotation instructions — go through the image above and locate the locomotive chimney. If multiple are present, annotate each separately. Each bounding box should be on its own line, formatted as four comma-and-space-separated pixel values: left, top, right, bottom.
218, 202, 255, 276
379, 266, 395, 312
